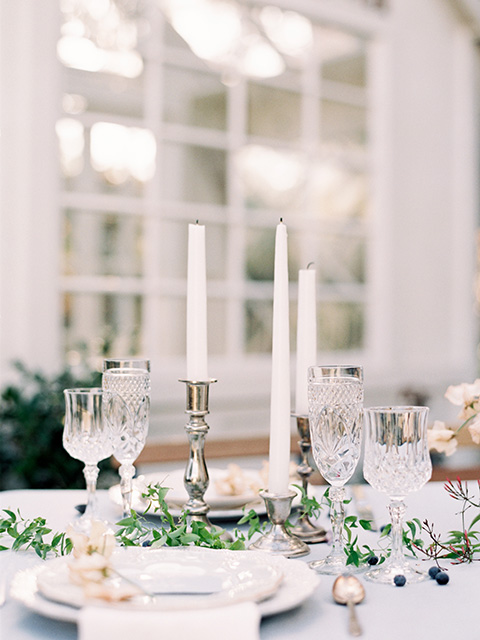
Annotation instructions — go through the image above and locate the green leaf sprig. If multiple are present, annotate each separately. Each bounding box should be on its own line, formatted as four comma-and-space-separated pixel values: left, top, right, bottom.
115, 483, 246, 550
293, 484, 424, 567
0, 508, 72, 558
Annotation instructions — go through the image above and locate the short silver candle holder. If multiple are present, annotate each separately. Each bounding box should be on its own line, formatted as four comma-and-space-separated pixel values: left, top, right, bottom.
179, 378, 231, 539
249, 490, 310, 557
291, 414, 327, 544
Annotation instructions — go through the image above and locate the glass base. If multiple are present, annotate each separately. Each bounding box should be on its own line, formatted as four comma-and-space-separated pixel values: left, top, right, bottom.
309, 552, 366, 575
365, 559, 429, 585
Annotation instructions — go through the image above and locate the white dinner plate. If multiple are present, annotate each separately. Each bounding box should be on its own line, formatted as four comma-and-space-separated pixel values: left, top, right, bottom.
108, 468, 267, 519
35, 547, 282, 611
11, 548, 319, 621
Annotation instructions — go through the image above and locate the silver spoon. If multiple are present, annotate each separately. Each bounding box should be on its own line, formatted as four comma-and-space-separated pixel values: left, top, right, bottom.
332, 574, 365, 636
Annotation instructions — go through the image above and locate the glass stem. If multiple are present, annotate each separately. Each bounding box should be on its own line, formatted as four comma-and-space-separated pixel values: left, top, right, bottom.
388, 500, 406, 565
119, 462, 136, 518
329, 486, 346, 557
83, 464, 100, 521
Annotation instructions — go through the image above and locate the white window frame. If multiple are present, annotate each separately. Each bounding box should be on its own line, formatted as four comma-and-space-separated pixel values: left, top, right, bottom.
1, 0, 478, 445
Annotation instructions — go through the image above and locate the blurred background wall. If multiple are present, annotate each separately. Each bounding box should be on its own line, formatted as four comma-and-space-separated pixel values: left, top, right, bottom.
0, 0, 479, 450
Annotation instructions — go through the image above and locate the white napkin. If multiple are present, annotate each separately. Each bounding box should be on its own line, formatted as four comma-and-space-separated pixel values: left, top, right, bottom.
78, 601, 261, 640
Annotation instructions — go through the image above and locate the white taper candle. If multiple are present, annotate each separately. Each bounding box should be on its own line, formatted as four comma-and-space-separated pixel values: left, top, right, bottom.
268, 220, 291, 494
186, 222, 208, 381
295, 266, 316, 415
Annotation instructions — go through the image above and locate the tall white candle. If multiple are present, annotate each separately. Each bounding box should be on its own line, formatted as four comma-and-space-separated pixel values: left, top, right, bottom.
268, 221, 291, 495
186, 222, 208, 381
295, 266, 316, 415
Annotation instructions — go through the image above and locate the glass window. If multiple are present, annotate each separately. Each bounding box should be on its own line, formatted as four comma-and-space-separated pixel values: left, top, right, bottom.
248, 83, 301, 141
58, 0, 374, 399
164, 66, 227, 130
63, 292, 143, 364
63, 209, 144, 277
162, 143, 227, 205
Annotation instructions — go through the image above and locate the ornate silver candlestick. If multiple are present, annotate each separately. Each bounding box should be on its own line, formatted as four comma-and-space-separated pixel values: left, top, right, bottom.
179, 378, 228, 537
249, 490, 310, 557
291, 414, 327, 543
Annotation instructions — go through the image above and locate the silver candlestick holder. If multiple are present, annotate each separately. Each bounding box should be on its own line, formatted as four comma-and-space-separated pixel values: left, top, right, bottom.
179, 378, 230, 539
249, 490, 310, 557
291, 414, 327, 544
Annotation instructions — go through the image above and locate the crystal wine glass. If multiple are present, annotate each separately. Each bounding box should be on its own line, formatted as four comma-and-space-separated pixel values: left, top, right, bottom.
363, 406, 432, 584
102, 359, 150, 518
307, 365, 364, 574
63, 388, 114, 532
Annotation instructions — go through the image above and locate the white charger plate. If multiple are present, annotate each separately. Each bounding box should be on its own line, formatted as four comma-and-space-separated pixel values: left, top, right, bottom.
11, 548, 319, 621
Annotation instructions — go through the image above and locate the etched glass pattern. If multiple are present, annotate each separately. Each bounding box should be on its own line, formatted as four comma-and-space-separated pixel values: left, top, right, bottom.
362, 406, 432, 584
363, 409, 432, 500
63, 388, 113, 531
103, 368, 150, 464
307, 365, 363, 575
308, 377, 363, 487
63, 392, 113, 465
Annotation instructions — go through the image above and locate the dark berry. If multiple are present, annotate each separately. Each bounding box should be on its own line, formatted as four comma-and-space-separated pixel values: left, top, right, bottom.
367, 555, 379, 566
435, 571, 449, 585
142, 539, 152, 547
428, 566, 441, 579
393, 574, 406, 587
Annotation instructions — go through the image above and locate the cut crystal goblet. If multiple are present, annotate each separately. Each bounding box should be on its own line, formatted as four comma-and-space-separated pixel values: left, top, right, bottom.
102, 359, 150, 518
363, 406, 432, 584
307, 365, 364, 574
63, 388, 113, 532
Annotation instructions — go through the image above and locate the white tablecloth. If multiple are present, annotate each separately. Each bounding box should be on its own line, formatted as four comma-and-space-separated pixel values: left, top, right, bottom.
0, 480, 476, 640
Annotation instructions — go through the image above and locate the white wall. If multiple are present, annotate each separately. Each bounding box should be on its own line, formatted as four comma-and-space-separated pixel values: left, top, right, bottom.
364, 0, 479, 424
0, 0, 62, 384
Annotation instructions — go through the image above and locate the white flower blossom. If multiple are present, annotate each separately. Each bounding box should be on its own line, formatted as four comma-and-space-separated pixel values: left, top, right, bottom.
445, 380, 480, 406
444, 379, 480, 445
67, 520, 115, 559
427, 420, 458, 456
468, 417, 480, 445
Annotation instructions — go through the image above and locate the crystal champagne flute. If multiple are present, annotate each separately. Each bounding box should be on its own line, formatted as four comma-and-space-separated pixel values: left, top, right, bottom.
363, 406, 432, 584
102, 359, 150, 518
307, 365, 364, 574
63, 388, 113, 532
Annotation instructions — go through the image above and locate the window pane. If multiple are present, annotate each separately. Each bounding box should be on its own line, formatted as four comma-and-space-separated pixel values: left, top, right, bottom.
321, 99, 367, 150
64, 70, 144, 118
157, 297, 186, 357
248, 83, 301, 141
162, 142, 227, 205
238, 145, 306, 211
63, 210, 143, 277
164, 66, 227, 130
310, 162, 368, 220
208, 298, 226, 355
318, 27, 367, 87
245, 299, 272, 353
288, 229, 366, 284
57, 121, 156, 196
246, 228, 275, 281
63, 293, 143, 362
318, 301, 364, 350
